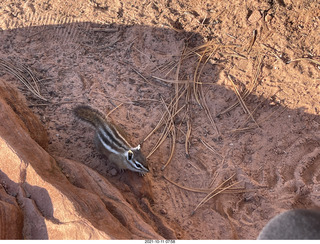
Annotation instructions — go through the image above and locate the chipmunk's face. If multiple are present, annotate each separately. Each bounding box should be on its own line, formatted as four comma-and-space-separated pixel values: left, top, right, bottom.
124, 145, 149, 174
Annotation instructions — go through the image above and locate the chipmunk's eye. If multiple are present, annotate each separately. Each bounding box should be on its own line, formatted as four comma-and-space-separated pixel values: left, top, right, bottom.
127, 150, 133, 161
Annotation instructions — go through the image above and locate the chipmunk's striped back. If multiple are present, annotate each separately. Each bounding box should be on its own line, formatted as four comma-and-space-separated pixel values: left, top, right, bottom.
74, 105, 149, 174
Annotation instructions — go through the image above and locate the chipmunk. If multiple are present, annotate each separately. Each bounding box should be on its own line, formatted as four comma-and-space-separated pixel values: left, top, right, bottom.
73, 105, 149, 174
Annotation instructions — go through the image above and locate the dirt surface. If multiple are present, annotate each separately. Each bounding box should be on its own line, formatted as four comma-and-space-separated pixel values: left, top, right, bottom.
0, 0, 320, 240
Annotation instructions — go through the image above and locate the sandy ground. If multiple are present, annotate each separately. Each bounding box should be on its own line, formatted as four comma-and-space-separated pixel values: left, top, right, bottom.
0, 0, 320, 239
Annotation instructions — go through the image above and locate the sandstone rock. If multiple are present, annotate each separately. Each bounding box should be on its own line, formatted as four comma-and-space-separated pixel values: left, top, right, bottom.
0, 80, 176, 239
248, 10, 262, 23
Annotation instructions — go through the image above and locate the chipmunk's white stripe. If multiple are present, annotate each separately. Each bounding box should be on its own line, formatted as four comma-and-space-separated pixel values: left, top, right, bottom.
98, 124, 127, 151
97, 133, 119, 155
97, 126, 116, 147
99, 122, 132, 150
137, 163, 149, 172
97, 126, 112, 142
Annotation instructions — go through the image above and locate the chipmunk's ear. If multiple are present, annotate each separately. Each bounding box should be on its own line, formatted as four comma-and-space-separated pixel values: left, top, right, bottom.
133, 144, 141, 151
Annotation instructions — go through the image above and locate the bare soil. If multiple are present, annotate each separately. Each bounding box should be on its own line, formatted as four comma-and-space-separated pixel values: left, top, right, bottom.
0, 0, 320, 239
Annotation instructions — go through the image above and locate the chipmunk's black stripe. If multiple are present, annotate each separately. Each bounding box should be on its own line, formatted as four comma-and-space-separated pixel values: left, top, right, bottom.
106, 123, 131, 149
75, 105, 132, 152
96, 132, 119, 155
97, 123, 130, 152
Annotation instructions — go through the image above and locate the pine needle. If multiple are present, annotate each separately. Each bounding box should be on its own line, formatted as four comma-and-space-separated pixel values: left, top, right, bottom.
0, 59, 47, 101
290, 57, 320, 66
152, 76, 192, 84
200, 138, 223, 158
185, 83, 192, 158
227, 74, 259, 127
159, 96, 176, 170
106, 103, 123, 117
217, 54, 263, 116
161, 126, 176, 171
191, 174, 241, 215
163, 175, 246, 194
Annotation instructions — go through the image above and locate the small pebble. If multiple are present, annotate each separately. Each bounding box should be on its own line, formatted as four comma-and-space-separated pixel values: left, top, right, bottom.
248, 10, 262, 23
110, 168, 118, 176
160, 208, 167, 215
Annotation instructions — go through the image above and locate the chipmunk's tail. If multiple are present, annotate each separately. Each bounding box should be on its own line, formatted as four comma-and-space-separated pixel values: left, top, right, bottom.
73, 105, 107, 128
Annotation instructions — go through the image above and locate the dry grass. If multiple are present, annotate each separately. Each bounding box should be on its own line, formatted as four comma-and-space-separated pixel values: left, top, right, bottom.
191, 174, 241, 215
163, 174, 246, 216
142, 34, 280, 214
217, 54, 263, 117
144, 38, 261, 167
290, 57, 320, 66
227, 74, 259, 127
141, 27, 308, 215
0, 59, 47, 101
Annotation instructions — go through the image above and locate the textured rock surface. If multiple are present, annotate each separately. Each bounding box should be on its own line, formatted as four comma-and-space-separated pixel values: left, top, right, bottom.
1, 0, 320, 239
0, 80, 175, 239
